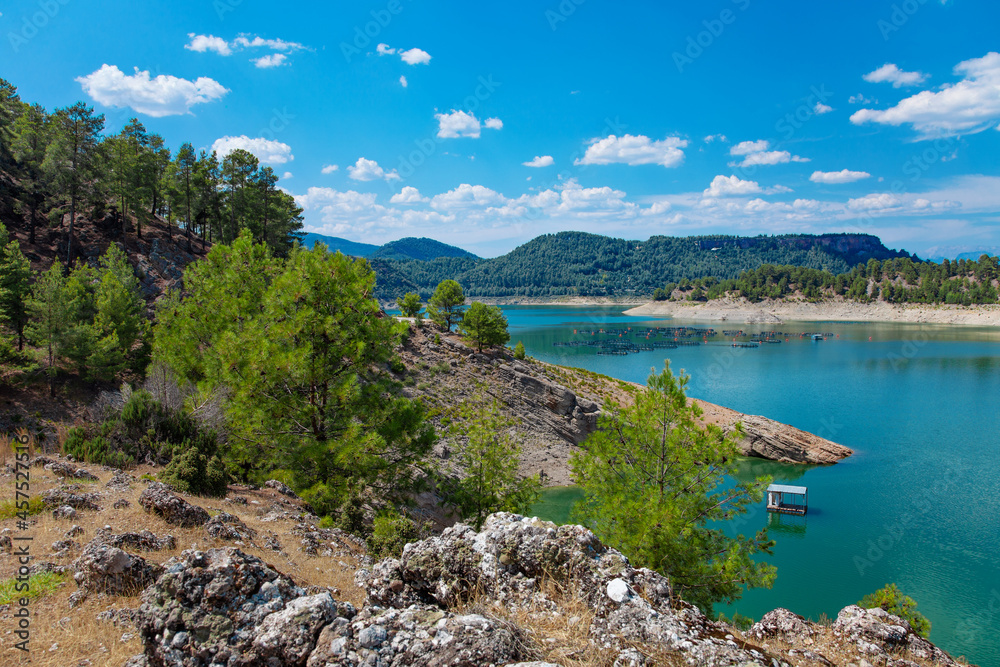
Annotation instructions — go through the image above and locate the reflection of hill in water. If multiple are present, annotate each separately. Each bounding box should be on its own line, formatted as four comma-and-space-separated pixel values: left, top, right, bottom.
732, 457, 812, 483
767, 511, 807, 538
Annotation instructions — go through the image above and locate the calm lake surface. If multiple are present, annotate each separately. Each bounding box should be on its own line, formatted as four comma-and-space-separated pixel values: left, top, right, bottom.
508, 305, 1000, 666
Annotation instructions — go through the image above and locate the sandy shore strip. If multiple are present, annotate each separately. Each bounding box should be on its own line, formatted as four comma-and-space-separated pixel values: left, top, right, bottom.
623, 298, 1000, 326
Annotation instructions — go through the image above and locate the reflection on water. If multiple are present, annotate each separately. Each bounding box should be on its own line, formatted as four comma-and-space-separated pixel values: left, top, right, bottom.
767, 512, 807, 538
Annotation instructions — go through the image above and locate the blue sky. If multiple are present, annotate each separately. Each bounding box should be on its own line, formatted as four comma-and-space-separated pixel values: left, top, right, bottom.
3, 0, 1000, 258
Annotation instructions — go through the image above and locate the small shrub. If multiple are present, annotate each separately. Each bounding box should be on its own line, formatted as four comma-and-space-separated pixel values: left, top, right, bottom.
513, 341, 526, 360
0, 571, 67, 605
159, 441, 228, 497
0, 496, 45, 520
318, 515, 335, 529
434, 334, 441, 345
719, 612, 754, 631
366, 510, 419, 559
388, 357, 406, 375
858, 584, 931, 638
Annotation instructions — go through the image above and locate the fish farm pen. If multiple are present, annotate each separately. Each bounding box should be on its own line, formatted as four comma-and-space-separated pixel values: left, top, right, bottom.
553, 326, 837, 357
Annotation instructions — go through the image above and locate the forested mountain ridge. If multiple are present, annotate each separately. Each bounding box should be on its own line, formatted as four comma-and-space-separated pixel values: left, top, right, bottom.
374, 231, 911, 299
302, 232, 477, 262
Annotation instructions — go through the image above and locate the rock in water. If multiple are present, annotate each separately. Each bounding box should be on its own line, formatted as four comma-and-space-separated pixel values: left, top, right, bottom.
138, 482, 210, 527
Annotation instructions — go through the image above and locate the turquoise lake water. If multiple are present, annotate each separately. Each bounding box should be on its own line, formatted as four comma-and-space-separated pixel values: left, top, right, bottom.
506, 305, 1000, 666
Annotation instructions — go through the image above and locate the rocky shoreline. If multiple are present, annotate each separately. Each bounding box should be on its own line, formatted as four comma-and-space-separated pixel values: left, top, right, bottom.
624, 298, 1000, 326
397, 325, 851, 489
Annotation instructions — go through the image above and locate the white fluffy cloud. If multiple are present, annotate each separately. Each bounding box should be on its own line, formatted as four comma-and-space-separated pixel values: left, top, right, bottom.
185, 34, 231, 56
730, 139, 771, 156
704, 134, 727, 143
211, 136, 294, 164
704, 175, 763, 198
321, 164, 339, 174
863, 63, 928, 88
347, 157, 399, 182
400, 48, 431, 65
810, 169, 871, 184
728, 139, 808, 167
253, 54, 287, 69
390, 186, 428, 204
186, 33, 306, 68
847, 193, 902, 211
431, 184, 507, 210
77, 65, 228, 117
576, 134, 688, 168
435, 110, 502, 139
399, 75, 408, 88
523, 155, 554, 168
814, 102, 833, 114
851, 52, 1000, 137
376, 43, 432, 65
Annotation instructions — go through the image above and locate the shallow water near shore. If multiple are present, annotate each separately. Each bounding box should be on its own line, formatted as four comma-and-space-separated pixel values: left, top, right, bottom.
511, 305, 1000, 666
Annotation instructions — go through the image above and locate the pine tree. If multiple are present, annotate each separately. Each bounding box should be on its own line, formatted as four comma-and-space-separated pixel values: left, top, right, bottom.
570, 362, 776, 613
11, 103, 49, 244
0, 225, 32, 350
44, 102, 104, 263
26, 264, 72, 395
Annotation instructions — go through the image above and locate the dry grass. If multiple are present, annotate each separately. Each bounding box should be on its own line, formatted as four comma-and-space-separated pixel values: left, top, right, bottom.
0, 452, 365, 666
455, 575, 687, 667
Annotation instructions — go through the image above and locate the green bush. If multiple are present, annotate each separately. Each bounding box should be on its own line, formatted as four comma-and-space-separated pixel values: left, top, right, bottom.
159, 440, 229, 497
366, 510, 419, 559
513, 341, 526, 360
388, 357, 406, 374
858, 584, 931, 638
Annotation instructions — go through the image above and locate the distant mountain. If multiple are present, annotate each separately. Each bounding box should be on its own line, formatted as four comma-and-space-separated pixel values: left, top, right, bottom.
299, 233, 477, 263
371, 237, 479, 262
373, 231, 913, 300
301, 233, 380, 257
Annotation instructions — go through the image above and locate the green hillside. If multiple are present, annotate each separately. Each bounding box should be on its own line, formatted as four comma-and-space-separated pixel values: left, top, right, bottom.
375, 231, 911, 299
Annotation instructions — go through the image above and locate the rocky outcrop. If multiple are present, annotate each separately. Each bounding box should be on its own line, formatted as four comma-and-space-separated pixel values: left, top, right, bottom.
133, 547, 353, 667
496, 361, 601, 445
95, 527, 176, 552
204, 512, 256, 542
44, 460, 99, 481
123, 514, 963, 667
696, 400, 853, 465
43, 488, 102, 511
138, 482, 210, 527
72, 536, 164, 598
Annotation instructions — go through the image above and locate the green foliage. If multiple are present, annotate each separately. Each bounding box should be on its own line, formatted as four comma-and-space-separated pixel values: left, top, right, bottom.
0, 571, 67, 605
160, 441, 229, 497
513, 341, 526, 360
153, 233, 435, 511
427, 279, 465, 330
396, 291, 423, 317
458, 302, 510, 352
443, 392, 541, 530
718, 612, 755, 631
366, 509, 420, 559
0, 224, 32, 351
372, 231, 911, 300
388, 357, 406, 374
858, 584, 931, 638
570, 363, 776, 613
372, 237, 477, 262
0, 495, 45, 521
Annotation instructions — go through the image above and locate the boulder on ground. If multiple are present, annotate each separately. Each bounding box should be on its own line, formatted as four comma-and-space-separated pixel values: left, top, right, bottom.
138, 482, 209, 527
43, 488, 102, 511
72, 537, 163, 598
205, 512, 256, 542
134, 547, 353, 667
